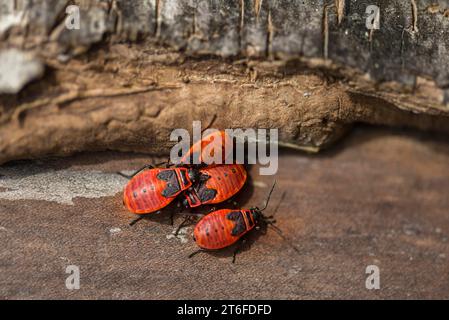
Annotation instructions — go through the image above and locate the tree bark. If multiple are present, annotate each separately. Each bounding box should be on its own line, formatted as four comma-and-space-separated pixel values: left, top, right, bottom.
1, 0, 449, 164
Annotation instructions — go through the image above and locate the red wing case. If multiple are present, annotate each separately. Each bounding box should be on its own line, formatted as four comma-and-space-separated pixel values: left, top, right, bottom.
193, 209, 255, 250
184, 164, 247, 207
124, 168, 191, 214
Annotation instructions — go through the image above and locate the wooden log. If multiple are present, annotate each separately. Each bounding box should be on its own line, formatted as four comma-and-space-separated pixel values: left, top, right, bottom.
0, 0, 448, 164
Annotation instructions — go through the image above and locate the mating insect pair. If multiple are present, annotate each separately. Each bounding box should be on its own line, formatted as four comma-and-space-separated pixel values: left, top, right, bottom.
122, 130, 246, 220
122, 163, 247, 217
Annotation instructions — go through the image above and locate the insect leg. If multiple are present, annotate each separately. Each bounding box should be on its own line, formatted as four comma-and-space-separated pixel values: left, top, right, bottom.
169, 202, 185, 226
232, 238, 247, 264
129, 215, 145, 226
164, 157, 174, 168
188, 249, 206, 259
169, 211, 175, 226
174, 216, 192, 236
202, 114, 218, 133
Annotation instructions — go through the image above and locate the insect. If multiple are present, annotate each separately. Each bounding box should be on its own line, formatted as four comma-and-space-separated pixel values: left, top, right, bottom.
122, 164, 201, 216
122, 163, 246, 227
190, 182, 286, 263
122, 128, 242, 225
183, 164, 247, 208
180, 130, 233, 165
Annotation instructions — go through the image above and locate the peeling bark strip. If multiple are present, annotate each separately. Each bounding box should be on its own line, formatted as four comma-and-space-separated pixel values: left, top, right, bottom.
0, 1, 448, 100
336, 0, 345, 25
0, 0, 449, 164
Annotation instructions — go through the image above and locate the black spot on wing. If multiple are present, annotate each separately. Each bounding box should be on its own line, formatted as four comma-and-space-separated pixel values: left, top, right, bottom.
226, 211, 246, 236
157, 170, 181, 198
194, 173, 217, 203
198, 188, 217, 202
157, 170, 175, 181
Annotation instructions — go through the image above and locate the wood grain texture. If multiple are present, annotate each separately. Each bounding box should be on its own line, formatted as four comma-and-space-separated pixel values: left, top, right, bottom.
1, 126, 449, 299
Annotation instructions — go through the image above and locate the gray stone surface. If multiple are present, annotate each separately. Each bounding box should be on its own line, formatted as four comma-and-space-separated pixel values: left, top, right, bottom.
0, 163, 129, 205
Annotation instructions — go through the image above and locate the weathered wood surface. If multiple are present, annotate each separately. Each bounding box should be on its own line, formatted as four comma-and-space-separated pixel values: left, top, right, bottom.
0, 0, 449, 164
1, 127, 448, 299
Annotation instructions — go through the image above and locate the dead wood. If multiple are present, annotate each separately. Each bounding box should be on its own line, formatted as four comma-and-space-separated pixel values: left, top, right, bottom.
1, 0, 449, 164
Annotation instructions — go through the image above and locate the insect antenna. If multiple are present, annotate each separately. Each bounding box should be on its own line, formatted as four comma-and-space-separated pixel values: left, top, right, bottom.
265, 191, 287, 219
202, 114, 218, 133
260, 180, 277, 212
117, 160, 171, 179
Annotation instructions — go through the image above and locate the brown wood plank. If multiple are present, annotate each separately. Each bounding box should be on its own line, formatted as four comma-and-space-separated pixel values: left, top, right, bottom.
1, 126, 448, 299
